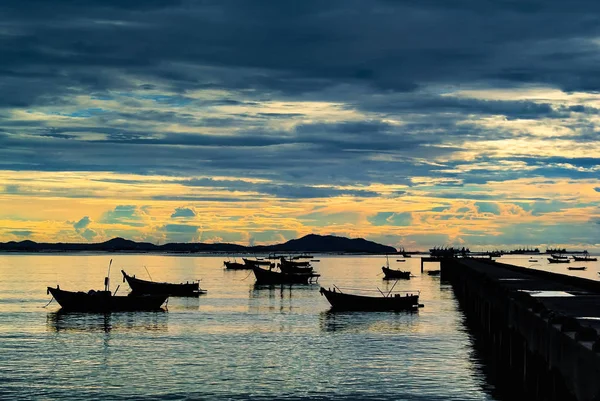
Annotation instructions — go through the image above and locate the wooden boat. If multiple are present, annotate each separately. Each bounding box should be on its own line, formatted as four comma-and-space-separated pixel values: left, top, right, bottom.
252, 265, 320, 285
548, 258, 570, 264
551, 253, 569, 259
567, 266, 587, 271
242, 258, 272, 267
279, 257, 311, 267
122, 270, 206, 296
224, 260, 249, 270
572, 255, 597, 262
278, 263, 314, 274
320, 287, 420, 311
382, 266, 410, 280
529, 259, 538, 262
47, 286, 167, 312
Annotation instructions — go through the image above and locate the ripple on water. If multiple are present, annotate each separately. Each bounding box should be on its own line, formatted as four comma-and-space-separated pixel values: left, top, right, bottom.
0, 254, 500, 400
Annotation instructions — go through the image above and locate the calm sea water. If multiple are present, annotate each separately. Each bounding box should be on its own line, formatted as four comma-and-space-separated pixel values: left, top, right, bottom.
2, 253, 592, 400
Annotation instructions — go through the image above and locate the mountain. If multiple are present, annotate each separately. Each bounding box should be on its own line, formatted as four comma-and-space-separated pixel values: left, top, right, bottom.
0, 234, 397, 254
268, 234, 396, 253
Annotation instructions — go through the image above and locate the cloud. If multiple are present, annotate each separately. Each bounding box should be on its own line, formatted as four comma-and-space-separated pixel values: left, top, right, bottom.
72, 216, 97, 241
100, 205, 146, 227
73, 216, 91, 230
9, 230, 32, 237
475, 202, 500, 215
161, 224, 199, 243
368, 212, 412, 227
171, 207, 196, 218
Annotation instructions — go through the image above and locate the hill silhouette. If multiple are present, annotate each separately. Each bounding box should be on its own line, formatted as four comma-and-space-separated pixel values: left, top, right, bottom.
0, 234, 397, 254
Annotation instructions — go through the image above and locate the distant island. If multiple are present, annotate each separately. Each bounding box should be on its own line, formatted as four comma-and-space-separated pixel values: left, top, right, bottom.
0, 234, 397, 254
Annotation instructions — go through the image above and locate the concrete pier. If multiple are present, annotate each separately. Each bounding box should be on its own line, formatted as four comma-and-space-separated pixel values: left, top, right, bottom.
441, 258, 600, 401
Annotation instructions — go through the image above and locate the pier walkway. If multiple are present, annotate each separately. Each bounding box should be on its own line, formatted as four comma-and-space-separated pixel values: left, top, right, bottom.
441, 258, 600, 401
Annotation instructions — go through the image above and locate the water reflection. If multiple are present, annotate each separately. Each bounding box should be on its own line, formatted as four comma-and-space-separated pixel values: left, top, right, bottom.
319, 310, 419, 333
165, 296, 201, 311
46, 310, 168, 333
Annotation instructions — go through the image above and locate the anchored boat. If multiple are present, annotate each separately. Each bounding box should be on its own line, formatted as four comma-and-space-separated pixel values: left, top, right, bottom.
122, 270, 206, 296
224, 260, 248, 270
47, 286, 167, 312
252, 265, 320, 285
320, 286, 420, 311
46, 259, 168, 312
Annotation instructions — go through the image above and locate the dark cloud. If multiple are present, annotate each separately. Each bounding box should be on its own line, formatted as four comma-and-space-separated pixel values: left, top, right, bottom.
73, 216, 91, 230
72, 216, 97, 241
100, 205, 145, 227
9, 230, 32, 237
171, 207, 196, 218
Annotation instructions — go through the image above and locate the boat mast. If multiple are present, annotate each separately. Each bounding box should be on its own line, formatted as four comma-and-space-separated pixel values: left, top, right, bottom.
104, 259, 112, 293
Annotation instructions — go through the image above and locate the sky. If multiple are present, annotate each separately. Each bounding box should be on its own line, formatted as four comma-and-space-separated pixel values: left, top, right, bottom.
1, 0, 599, 250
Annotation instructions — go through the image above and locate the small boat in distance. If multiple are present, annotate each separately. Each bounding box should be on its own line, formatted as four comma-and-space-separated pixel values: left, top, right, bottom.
224, 260, 249, 270
242, 258, 272, 267
529, 259, 538, 262
122, 270, 206, 297
551, 254, 569, 259
382, 256, 410, 279
572, 254, 597, 262
567, 266, 586, 271
320, 286, 420, 311
382, 266, 410, 279
548, 258, 570, 264
396, 259, 406, 262
252, 265, 320, 285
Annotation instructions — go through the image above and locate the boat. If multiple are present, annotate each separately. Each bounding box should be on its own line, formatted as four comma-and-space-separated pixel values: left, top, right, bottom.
252, 265, 320, 285
224, 260, 249, 270
382, 266, 410, 279
396, 259, 406, 262
427, 270, 441, 276
278, 260, 314, 274
122, 270, 206, 296
572, 255, 597, 262
47, 259, 169, 312
381, 256, 410, 279
528, 259, 538, 262
279, 257, 311, 267
319, 286, 420, 311
551, 254, 569, 259
548, 258, 570, 264
509, 247, 540, 255
567, 266, 586, 271
47, 286, 167, 312
292, 253, 313, 260
242, 258, 272, 267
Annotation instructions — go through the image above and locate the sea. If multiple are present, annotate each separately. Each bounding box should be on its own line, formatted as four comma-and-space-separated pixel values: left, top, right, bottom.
0, 253, 597, 400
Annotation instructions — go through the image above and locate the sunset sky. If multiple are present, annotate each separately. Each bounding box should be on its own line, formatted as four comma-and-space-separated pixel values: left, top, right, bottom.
1, 1, 599, 250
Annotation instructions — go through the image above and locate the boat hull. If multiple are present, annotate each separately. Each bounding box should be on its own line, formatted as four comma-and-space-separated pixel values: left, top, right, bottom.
47, 287, 167, 312
242, 258, 272, 267
252, 266, 319, 285
382, 266, 410, 280
572, 256, 597, 262
320, 288, 419, 311
224, 261, 250, 270
548, 258, 570, 264
122, 271, 205, 296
